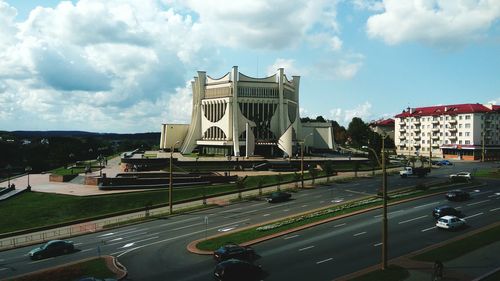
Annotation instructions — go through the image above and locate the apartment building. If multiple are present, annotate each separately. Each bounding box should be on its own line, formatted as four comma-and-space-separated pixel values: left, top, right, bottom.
394, 103, 500, 161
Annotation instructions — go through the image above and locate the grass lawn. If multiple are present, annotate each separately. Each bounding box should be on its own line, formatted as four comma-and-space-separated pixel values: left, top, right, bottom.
474, 168, 500, 179
413, 224, 500, 262
10, 257, 114, 281
348, 265, 409, 281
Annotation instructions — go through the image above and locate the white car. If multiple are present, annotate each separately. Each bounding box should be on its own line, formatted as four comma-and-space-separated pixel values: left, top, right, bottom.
436, 215, 466, 230
449, 172, 472, 180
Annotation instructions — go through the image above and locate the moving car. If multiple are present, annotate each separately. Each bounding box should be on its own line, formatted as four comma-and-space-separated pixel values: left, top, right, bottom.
214, 259, 263, 281
28, 240, 74, 260
399, 167, 431, 178
449, 172, 472, 181
213, 243, 256, 262
267, 191, 292, 203
436, 215, 466, 230
438, 160, 453, 166
446, 190, 471, 201
432, 206, 462, 219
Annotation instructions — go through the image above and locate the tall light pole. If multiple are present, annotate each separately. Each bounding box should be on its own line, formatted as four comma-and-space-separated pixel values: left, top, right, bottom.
25, 166, 32, 189
300, 133, 313, 189
363, 133, 389, 270
6, 164, 12, 188
169, 141, 180, 215
97, 155, 104, 177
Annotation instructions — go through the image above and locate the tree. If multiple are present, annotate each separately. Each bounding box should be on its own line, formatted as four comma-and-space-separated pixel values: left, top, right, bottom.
293, 172, 301, 189
236, 177, 246, 199
308, 165, 318, 184
275, 173, 282, 191
347, 117, 371, 148
331, 120, 347, 145
322, 161, 335, 182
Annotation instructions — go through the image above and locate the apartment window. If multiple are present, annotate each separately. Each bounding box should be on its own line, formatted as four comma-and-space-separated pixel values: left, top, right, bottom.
445, 140, 448, 144
465, 123, 471, 128
465, 132, 470, 137
459, 132, 462, 136
459, 116, 463, 120
459, 124, 462, 128
465, 140, 470, 144
459, 140, 462, 144
465, 115, 471, 120
446, 116, 449, 120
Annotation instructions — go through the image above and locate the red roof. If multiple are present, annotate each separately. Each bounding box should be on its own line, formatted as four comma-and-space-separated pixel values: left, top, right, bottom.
493, 105, 500, 111
395, 103, 493, 118
370, 118, 394, 126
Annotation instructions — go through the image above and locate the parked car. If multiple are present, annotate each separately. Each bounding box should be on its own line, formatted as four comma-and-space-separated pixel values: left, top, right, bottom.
446, 190, 471, 201
214, 259, 263, 281
438, 160, 453, 166
267, 191, 292, 203
28, 240, 75, 260
432, 206, 462, 219
436, 215, 466, 230
213, 243, 256, 262
449, 172, 472, 181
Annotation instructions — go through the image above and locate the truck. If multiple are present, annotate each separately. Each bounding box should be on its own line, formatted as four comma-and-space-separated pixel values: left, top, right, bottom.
399, 166, 431, 178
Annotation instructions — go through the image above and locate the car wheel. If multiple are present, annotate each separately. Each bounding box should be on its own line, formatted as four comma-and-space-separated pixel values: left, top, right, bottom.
34, 253, 42, 260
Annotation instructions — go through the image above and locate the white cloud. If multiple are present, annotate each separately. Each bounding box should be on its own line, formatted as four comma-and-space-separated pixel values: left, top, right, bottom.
167, 82, 193, 124
366, 0, 500, 46
352, 0, 384, 12
266, 58, 304, 77
313, 53, 364, 80
329, 102, 373, 125
487, 97, 500, 105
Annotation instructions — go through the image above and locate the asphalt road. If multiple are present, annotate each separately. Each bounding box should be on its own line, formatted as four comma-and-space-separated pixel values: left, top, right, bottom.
0, 162, 497, 280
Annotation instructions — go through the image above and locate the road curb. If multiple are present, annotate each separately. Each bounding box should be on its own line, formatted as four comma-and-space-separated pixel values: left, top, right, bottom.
187, 181, 483, 255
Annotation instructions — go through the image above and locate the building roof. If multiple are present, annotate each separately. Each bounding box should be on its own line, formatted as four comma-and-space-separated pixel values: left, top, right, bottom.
395, 103, 493, 118
370, 118, 394, 127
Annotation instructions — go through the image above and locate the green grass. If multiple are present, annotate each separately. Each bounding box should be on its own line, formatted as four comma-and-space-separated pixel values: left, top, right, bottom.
474, 168, 500, 179
10, 257, 115, 281
348, 265, 409, 281
413, 224, 500, 262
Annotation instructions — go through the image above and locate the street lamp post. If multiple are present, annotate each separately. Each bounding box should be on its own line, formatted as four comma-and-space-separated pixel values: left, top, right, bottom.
97, 155, 104, 177
6, 164, 12, 188
300, 133, 313, 189
362, 134, 389, 270
169, 141, 180, 215
25, 166, 32, 189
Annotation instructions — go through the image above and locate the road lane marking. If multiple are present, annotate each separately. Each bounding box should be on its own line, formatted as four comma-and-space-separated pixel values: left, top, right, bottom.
109, 238, 123, 242
220, 207, 243, 214
373, 243, 382, 247
28, 257, 55, 264
81, 248, 93, 252
159, 217, 200, 227
263, 214, 270, 217
98, 233, 115, 237
488, 194, 499, 198
299, 246, 315, 251
123, 243, 134, 248
316, 258, 333, 264
320, 201, 325, 204
334, 223, 346, 228
490, 207, 500, 212
74, 243, 84, 246
284, 235, 299, 240
467, 200, 490, 206
374, 210, 403, 218
464, 213, 484, 219
113, 218, 251, 257
172, 222, 205, 231
0, 268, 8, 271
121, 236, 160, 248
344, 189, 370, 195
301, 205, 308, 207
399, 215, 427, 224
414, 202, 440, 209
283, 209, 290, 212
421, 226, 437, 232
353, 232, 366, 237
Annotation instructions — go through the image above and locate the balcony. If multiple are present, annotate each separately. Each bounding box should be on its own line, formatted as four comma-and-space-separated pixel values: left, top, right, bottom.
448, 135, 457, 140
399, 120, 406, 126
432, 135, 440, 140
414, 143, 421, 147
399, 135, 406, 140
449, 127, 457, 132
414, 135, 421, 140
449, 119, 457, 124
414, 120, 421, 125
414, 127, 421, 132
432, 127, 440, 132
431, 120, 439, 124
432, 143, 440, 147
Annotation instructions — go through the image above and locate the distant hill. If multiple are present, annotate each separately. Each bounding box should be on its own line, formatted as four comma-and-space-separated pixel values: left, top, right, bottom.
10, 131, 160, 140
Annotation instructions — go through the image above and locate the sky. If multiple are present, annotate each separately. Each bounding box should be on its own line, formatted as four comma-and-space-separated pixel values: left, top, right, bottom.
0, 0, 499, 133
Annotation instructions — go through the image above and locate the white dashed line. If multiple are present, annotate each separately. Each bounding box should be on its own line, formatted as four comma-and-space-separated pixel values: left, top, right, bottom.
220, 207, 243, 213
464, 212, 484, 219
299, 246, 315, 251
284, 235, 299, 240
81, 248, 93, 252
399, 215, 427, 224
263, 214, 270, 217
301, 205, 308, 207
421, 226, 437, 232
320, 201, 325, 204
283, 209, 290, 212
353, 232, 366, 237
29, 257, 55, 264
467, 200, 490, 206
334, 223, 346, 228
316, 258, 333, 264
373, 243, 383, 247
0, 268, 7, 272
490, 207, 500, 212
414, 202, 440, 209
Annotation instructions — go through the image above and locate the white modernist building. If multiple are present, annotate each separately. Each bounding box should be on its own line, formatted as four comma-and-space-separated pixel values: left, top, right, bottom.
394, 103, 500, 160
160, 66, 336, 157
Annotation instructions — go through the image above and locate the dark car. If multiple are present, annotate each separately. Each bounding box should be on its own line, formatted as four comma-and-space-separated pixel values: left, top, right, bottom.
446, 190, 471, 201
28, 240, 75, 260
432, 206, 462, 219
213, 243, 255, 262
438, 160, 453, 166
267, 191, 291, 203
214, 259, 262, 281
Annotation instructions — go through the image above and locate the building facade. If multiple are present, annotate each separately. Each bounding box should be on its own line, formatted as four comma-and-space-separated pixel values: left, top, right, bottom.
394, 103, 500, 160
160, 66, 336, 157
369, 118, 395, 141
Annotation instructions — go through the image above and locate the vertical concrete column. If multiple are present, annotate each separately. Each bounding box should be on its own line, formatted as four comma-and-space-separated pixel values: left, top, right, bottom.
278, 68, 285, 136
231, 66, 240, 156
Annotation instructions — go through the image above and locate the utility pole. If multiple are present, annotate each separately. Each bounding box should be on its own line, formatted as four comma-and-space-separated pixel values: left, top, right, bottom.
429, 134, 432, 168
381, 136, 388, 270
169, 141, 180, 215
